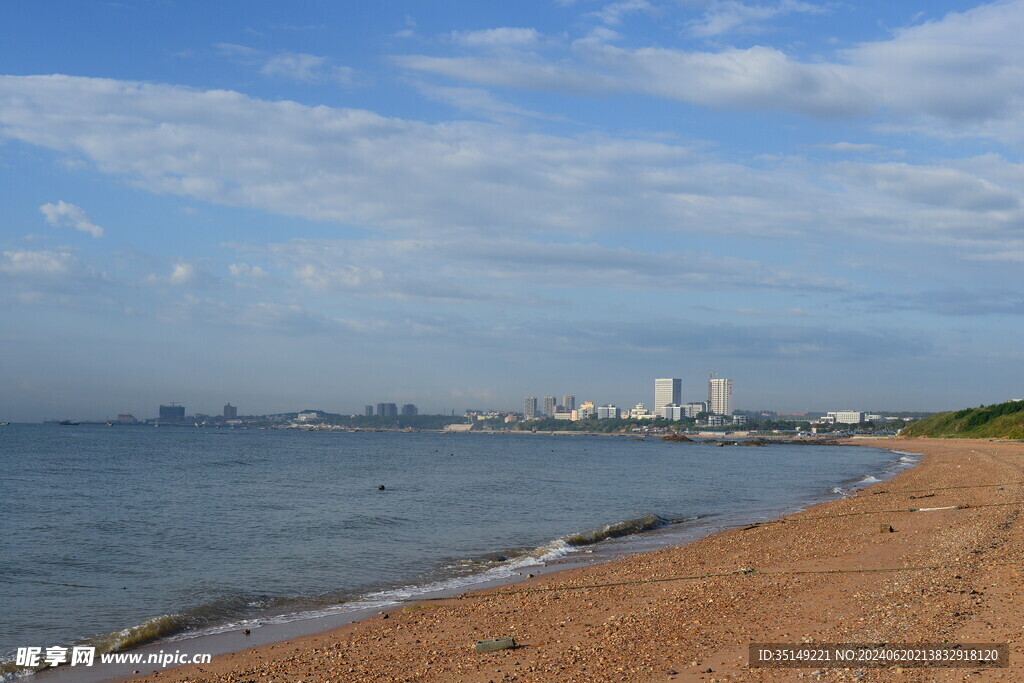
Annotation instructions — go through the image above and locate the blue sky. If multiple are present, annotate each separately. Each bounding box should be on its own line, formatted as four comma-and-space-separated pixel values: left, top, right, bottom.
2, 0, 1023, 421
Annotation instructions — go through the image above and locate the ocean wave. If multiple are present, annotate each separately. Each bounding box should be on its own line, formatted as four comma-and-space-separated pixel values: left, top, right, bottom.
884, 449, 922, 473
3, 511, 708, 666
560, 513, 670, 547
159, 515, 704, 643
1, 661, 37, 680
86, 613, 191, 653
830, 449, 921, 498
341, 514, 704, 607
1, 613, 192, 680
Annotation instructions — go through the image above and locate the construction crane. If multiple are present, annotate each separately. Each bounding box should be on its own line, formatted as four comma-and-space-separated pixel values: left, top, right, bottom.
680, 371, 717, 403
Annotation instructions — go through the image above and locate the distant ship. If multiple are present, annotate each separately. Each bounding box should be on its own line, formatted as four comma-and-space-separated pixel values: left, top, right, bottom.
58, 420, 80, 426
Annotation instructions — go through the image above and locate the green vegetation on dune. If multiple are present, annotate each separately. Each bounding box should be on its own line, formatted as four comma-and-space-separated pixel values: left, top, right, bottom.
900, 401, 1024, 439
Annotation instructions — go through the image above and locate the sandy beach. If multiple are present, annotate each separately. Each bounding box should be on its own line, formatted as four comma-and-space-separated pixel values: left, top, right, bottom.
126, 438, 1024, 681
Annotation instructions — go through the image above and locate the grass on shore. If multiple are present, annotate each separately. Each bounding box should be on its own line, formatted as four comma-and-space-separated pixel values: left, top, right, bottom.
901, 400, 1024, 439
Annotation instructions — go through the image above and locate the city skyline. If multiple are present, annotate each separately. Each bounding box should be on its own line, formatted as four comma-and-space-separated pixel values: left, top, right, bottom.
30, 387, 937, 424
4, 1, 1024, 422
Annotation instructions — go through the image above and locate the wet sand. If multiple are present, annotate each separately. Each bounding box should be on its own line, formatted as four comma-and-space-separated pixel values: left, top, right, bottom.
127, 438, 1024, 681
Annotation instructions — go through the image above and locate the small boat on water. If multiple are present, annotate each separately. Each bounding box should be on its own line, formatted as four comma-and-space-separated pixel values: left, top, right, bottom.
0, 421, 9, 426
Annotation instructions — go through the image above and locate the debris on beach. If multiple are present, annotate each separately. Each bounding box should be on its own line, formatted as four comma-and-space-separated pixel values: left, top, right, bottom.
474, 637, 516, 653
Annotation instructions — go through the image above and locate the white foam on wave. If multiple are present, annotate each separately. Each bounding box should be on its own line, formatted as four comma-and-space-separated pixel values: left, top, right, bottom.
154, 528, 587, 645
887, 449, 922, 471
826, 447, 923, 502
156, 515, 699, 646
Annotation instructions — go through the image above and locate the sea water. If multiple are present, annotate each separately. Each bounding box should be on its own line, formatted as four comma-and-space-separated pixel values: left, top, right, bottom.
1, 424, 915, 676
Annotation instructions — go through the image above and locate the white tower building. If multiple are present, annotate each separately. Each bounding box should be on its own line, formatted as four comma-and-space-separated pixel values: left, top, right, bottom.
709, 378, 733, 416
654, 378, 682, 413
524, 397, 538, 419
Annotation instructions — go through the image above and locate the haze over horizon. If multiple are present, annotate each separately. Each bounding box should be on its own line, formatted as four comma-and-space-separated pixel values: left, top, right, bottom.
3, 0, 1024, 422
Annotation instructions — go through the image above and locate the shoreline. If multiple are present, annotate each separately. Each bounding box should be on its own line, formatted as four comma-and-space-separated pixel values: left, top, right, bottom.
27, 442, 908, 683
116, 437, 1024, 681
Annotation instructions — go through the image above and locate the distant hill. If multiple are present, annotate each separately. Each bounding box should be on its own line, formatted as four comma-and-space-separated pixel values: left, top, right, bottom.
900, 401, 1024, 439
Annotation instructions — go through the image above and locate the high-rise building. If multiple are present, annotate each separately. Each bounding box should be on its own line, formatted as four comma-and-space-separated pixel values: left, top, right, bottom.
579, 401, 596, 419
524, 397, 538, 419
683, 401, 708, 418
223, 403, 237, 419
376, 403, 398, 417
542, 396, 557, 416
654, 378, 682, 413
159, 404, 185, 422
365, 405, 374, 417
401, 404, 418, 416
597, 404, 620, 419
661, 404, 683, 421
562, 395, 575, 412
709, 378, 733, 415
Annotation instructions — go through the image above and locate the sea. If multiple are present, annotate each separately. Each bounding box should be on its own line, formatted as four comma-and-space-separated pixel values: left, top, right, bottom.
1, 424, 918, 679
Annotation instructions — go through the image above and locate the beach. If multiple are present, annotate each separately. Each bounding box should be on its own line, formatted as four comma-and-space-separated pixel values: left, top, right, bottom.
115, 437, 1023, 681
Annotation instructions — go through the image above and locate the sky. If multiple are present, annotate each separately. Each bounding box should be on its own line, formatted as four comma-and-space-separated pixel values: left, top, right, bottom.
2, 0, 1024, 421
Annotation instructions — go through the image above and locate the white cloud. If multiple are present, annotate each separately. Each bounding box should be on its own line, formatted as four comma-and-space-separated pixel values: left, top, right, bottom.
4, 74, 1024, 264
587, 0, 654, 26
145, 261, 218, 288
397, 0, 1024, 136
839, 162, 1020, 212
450, 27, 542, 49
685, 0, 827, 38
267, 239, 493, 302
39, 201, 104, 238
414, 83, 557, 122
393, 15, 418, 39
395, 53, 620, 95
257, 236, 847, 305
157, 294, 342, 333
526, 317, 929, 359
169, 262, 198, 285
965, 250, 1024, 263
0, 248, 74, 275
398, 44, 868, 118
812, 142, 884, 153
228, 263, 270, 279
260, 52, 356, 85
0, 247, 112, 309
217, 44, 357, 85
214, 42, 259, 57
0, 74, 711, 239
